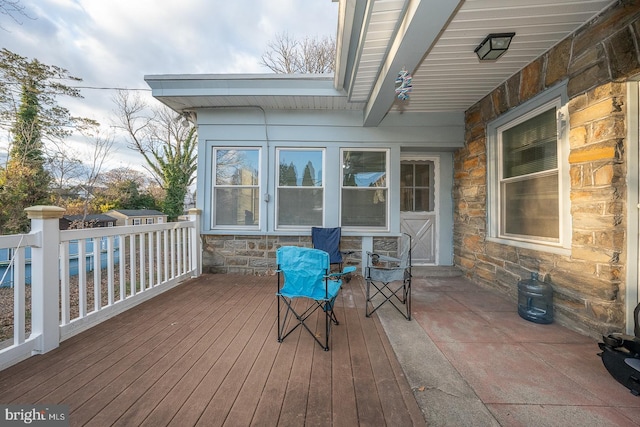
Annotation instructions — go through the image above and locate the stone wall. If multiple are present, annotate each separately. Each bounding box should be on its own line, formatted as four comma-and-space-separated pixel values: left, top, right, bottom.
454, 1, 640, 338
202, 234, 396, 275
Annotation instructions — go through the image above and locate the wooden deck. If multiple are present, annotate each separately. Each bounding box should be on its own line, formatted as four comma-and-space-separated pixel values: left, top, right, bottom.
0, 274, 426, 426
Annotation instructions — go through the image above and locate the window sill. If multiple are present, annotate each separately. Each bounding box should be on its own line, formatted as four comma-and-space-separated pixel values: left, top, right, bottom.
486, 236, 571, 256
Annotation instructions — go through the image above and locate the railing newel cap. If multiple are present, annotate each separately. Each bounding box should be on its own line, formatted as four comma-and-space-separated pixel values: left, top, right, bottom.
24, 205, 66, 220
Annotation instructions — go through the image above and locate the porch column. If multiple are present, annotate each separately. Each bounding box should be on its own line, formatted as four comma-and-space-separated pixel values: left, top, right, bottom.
25, 205, 65, 354
188, 208, 202, 277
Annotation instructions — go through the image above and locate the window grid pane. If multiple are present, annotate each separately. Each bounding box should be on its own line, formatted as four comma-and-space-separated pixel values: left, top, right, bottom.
214, 148, 260, 227
216, 149, 259, 186
401, 162, 434, 212
342, 150, 388, 228
502, 174, 559, 239
503, 108, 557, 179
277, 149, 324, 227
215, 188, 260, 226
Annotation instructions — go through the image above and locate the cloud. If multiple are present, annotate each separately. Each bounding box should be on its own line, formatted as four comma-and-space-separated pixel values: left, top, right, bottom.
1, 0, 338, 174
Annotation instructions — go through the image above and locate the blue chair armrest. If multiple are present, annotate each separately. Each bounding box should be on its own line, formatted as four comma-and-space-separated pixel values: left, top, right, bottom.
328, 265, 356, 279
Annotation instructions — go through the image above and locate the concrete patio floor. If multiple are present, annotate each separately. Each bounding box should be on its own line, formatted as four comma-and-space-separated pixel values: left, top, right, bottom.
379, 274, 640, 426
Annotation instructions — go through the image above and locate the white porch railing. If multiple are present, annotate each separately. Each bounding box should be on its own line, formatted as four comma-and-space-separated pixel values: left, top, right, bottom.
0, 206, 201, 371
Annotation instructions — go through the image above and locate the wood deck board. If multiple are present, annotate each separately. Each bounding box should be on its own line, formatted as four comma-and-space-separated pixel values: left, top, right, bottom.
0, 274, 425, 426
304, 313, 333, 427
330, 298, 360, 427
72, 281, 248, 426
353, 281, 427, 426
170, 285, 275, 426
136, 283, 269, 426
342, 293, 387, 425
0, 282, 207, 399
110, 283, 259, 427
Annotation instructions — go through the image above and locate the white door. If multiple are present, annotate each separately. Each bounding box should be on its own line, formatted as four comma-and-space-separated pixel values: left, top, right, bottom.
400, 159, 437, 265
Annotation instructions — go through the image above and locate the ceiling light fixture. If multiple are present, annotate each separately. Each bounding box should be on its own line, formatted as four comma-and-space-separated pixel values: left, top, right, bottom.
474, 33, 515, 61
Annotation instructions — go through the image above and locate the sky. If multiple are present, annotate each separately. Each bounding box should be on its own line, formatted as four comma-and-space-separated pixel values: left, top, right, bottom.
0, 0, 339, 172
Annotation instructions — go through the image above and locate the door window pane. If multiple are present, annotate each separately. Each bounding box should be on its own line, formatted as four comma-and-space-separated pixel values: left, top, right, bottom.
401, 161, 434, 212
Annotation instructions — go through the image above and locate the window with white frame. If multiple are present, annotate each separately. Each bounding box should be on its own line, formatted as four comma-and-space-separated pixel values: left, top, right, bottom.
213, 148, 260, 227
132, 218, 141, 225
276, 148, 324, 228
341, 149, 388, 228
488, 86, 569, 249
146, 218, 154, 224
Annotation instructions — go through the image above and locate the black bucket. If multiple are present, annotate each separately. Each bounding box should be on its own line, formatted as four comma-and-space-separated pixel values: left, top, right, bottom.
517, 272, 553, 324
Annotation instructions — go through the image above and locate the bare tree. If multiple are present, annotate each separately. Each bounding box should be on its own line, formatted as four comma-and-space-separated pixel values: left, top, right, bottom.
47, 127, 114, 217
0, 0, 31, 29
77, 129, 114, 217
261, 32, 335, 74
113, 90, 197, 220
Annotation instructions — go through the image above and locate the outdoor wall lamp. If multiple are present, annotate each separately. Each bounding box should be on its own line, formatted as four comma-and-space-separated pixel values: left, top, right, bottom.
474, 33, 515, 60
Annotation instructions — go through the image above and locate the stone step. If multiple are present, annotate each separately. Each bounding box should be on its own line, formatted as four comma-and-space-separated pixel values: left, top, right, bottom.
411, 265, 463, 277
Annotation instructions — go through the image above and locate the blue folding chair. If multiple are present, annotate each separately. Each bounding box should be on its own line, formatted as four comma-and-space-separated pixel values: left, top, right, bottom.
311, 227, 354, 279
276, 246, 356, 351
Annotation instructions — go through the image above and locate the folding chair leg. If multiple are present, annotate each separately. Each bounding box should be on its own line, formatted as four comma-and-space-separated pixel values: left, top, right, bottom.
277, 296, 339, 351
365, 278, 411, 320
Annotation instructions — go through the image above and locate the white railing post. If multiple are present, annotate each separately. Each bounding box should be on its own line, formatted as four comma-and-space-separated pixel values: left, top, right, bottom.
188, 208, 202, 277
25, 205, 65, 354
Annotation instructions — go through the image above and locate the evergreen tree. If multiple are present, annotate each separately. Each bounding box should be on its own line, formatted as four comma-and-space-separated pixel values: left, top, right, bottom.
0, 49, 94, 233
157, 127, 197, 220
302, 162, 315, 186
0, 75, 51, 233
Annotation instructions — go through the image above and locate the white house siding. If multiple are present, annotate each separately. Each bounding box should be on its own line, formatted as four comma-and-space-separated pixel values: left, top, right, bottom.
195, 107, 463, 273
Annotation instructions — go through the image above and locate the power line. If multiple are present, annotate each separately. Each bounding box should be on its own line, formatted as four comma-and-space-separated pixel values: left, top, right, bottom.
72, 86, 152, 91
2, 82, 152, 91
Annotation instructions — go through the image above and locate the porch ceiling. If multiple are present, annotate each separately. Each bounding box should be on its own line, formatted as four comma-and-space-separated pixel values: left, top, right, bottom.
338, 0, 617, 125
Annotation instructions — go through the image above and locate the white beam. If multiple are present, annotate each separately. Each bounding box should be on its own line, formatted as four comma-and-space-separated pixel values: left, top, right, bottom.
363, 0, 463, 126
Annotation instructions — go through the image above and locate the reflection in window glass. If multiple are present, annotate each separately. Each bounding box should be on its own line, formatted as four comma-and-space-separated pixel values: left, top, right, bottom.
277, 149, 323, 227
213, 148, 260, 227
216, 149, 259, 185
502, 174, 559, 239
341, 150, 387, 227
499, 106, 559, 240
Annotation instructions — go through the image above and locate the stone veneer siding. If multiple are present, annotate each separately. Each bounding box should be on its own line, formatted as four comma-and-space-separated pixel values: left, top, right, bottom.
455, 1, 640, 338
202, 234, 399, 275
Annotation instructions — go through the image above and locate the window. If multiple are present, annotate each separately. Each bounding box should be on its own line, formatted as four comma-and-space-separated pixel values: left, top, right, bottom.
401, 161, 435, 212
276, 149, 324, 228
341, 149, 388, 228
132, 218, 141, 225
213, 148, 260, 227
500, 107, 558, 239
146, 218, 154, 224
488, 85, 569, 250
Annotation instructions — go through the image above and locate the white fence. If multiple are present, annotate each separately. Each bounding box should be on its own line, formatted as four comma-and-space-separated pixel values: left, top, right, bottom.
0, 206, 201, 370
